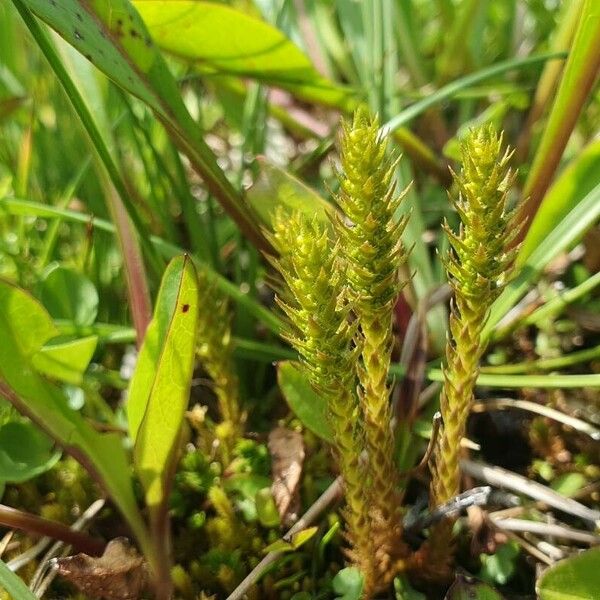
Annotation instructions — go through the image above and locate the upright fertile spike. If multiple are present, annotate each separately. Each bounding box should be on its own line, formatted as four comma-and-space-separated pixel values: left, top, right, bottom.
425, 125, 520, 579
335, 107, 411, 584
270, 207, 376, 596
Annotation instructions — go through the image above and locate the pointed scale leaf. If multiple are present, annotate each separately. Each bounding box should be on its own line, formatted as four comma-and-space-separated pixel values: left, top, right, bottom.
127, 255, 199, 509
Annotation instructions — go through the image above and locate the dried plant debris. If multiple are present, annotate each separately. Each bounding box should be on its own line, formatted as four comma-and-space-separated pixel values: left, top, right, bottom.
53, 538, 148, 600
268, 426, 305, 527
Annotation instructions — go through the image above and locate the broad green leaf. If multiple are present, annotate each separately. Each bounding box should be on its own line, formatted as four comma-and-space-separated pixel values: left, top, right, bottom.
128, 255, 199, 509
16, 0, 266, 251
537, 547, 600, 600
277, 361, 333, 443
0, 279, 149, 556
38, 266, 98, 327
519, 139, 600, 264
0, 558, 38, 600
333, 567, 364, 600
485, 181, 600, 338
0, 421, 61, 483
32, 336, 98, 385
445, 574, 504, 600
132, 0, 353, 108
521, 0, 600, 225
246, 158, 333, 229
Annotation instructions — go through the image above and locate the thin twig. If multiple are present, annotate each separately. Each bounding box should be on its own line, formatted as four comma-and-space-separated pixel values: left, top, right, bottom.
502, 530, 555, 566
471, 398, 600, 440
535, 540, 566, 561
226, 477, 343, 600
400, 412, 442, 482
489, 517, 600, 544
461, 459, 600, 525
30, 499, 105, 596
0, 532, 14, 559
7, 537, 52, 572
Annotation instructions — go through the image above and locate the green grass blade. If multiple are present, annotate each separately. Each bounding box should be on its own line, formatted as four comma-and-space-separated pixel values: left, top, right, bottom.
383, 52, 567, 133
12, 1, 163, 276
519, 138, 600, 264
515, 0, 583, 160
520, 0, 600, 230
1, 198, 283, 334
422, 369, 600, 389
484, 182, 600, 338
523, 270, 600, 328
0, 558, 37, 600
15, 0, 268, 252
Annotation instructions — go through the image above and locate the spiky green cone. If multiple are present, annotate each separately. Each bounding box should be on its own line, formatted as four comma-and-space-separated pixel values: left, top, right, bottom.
335, 107, 410, 582
270, 208, 376, 596
427, 125, 521, 579
196, 269, 244, 462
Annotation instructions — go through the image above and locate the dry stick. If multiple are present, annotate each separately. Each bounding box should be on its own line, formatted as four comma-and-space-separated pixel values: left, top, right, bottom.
29, 499, 106, 595
536, 540, 566, 562
489, 517, 600, 545
227, 477, 343, 600
502, 529, 555, 566
461, 459, 600, 525
6, 537, 52, 572
471, 398, 600, 440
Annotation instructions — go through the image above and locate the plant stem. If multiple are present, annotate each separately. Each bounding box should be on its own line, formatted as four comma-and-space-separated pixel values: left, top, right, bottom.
0, 504, 105, 556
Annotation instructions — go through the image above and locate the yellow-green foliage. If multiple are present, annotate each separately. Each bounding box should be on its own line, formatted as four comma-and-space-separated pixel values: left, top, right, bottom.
335, 107, 410, 583
270, 208, 376, 594
196, 269, 244, 460
428, 125, 520, 577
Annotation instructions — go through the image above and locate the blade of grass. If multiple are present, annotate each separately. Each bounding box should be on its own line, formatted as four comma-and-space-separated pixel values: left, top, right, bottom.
519, 138, 600, 265
396, 0, 428, 86
56, 35, 154, 342
0, 558, 38, 600
519, 0, 600, 234
383, 52, 567, 133
484, 181, 600, 339
523, 270, 600, 327
515, 0, 584, 161
16, 0, 269, 252
481, 344, 600, 375
12, 0, 163, 277
1, 198, 283, 333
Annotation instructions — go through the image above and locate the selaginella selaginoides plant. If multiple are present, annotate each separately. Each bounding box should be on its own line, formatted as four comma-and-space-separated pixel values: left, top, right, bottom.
270, 107, 412, 596
334, 107, 411, 583
425, 124, 521, 578
270, 208, 377, 594
196, 268, 245, 463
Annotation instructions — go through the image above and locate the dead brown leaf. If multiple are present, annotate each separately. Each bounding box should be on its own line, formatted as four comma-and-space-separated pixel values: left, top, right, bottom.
53, 537, 148, 600
268, 427, 305, 527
